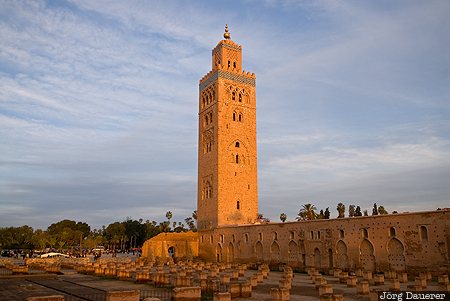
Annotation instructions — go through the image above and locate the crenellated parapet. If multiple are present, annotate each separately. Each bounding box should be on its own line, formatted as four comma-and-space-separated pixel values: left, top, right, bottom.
200, 62, 256, 91
199, 69, 256, 91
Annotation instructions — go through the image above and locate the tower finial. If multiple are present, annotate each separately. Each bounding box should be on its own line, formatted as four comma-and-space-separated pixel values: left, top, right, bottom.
224, 24, 230, 40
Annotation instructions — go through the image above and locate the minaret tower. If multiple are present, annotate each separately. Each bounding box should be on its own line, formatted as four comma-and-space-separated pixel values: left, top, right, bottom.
197, 25, 258, 230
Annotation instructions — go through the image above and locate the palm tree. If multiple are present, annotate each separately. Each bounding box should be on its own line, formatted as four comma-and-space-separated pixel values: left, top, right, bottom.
337, 203, 345, 218
166, 211, 173, 231
296, 204, 317, 221
280, 213, 287, 223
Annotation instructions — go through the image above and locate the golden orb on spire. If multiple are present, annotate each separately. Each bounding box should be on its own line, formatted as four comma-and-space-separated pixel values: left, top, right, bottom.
224, 24, 231, 39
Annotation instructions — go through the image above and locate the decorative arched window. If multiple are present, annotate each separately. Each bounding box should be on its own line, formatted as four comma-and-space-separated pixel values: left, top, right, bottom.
204, 181, 213, 199
239, 93, 242, 102
235, 154, 239, 164
289, 231, 295, 240
233, 61, 236, 68
238, 114, 242, 122
205, 115, 209, 126
209, 112, 213, 123
245, 233, 249, 243
339, 229, 345, 239
235, 142, 240, 148
232, 112, 236, 121
420, 226, 428, 241
362, 228, 369, 239
389, 227, 396, 237
236, 201, 240, 210
232, 91, 236, 101
273, 232, 278, 241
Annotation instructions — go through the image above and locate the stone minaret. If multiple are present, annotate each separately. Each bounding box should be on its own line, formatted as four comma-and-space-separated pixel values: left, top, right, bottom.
197, 25, 258, 230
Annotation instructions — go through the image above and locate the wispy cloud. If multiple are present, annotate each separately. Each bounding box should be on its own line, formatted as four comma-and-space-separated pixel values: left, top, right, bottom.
1, 0, 449, 229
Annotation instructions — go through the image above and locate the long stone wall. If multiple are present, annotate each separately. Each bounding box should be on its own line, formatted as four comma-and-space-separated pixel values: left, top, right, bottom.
198, 210, 450, 274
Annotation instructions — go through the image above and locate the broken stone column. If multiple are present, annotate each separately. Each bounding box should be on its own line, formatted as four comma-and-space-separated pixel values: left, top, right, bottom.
369, 289, 382, 301
320, 294, 343, 301
319, 285, 333, 296
106, 290, 140, 301
229, 282, 240, 298
219, 273, 230, 285
240, 281, 252, 298
373, 274, 384, 285
249, 275, 258, 288
397, 272, 408, 283
213, 292, 231, 301
415, 277, 427, 289
230, 270, 239, 280
363, 271, 373, 281
347, 276, 357, 287
333, 269, 342, 278
172, 287, 201, 301
438, 275, 449, 285
238, 266, 246, 277
279, 278, 292, 290
384, 271, 396, 280
439, 283, 450, 292
315, 277, 327, 289
339, 272, 349, 284
390, 279, 400, 291
270, 288, 290, 301
356, 281, 369, 295
256, 272, 264, 283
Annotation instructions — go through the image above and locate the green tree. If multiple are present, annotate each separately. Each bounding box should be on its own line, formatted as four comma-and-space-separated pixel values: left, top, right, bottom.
257, 213, 270, 223
324, 208, 330, 219
105, 222, 126, 250
337, 203, 345, 218
145, 220, 162, 238
378, 206, 388, 215
296, 204, 317, 221
279, 213, 287, 223
317, 210, 324, 219
349, 205, 355, 217
32, 229, 49, 250
372, 203, 379, 216
185, 217, 196, 231
165, 211, 173, 232
355, 206, 362, 216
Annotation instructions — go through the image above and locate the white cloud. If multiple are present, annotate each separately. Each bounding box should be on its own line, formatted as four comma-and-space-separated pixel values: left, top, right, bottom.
1, 0, 449, 229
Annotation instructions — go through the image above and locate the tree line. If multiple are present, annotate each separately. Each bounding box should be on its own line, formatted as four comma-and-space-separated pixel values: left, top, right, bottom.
279, 202, 391, 222
0, 211, 197, 252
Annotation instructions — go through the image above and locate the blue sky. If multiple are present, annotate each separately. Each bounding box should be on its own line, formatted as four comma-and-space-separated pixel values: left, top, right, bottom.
1, 0, 449, 230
